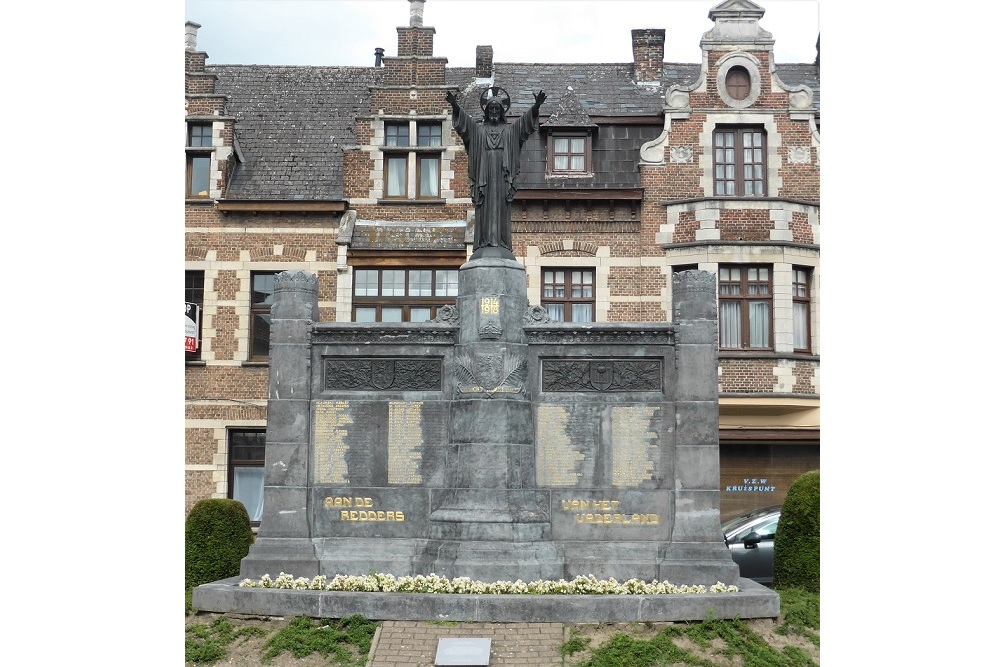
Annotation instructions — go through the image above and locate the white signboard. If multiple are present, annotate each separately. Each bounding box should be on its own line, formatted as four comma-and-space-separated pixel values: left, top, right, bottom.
185, 302, 201, 352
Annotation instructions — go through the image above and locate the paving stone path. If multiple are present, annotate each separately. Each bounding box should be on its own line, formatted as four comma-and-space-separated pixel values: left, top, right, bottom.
368, 621, 566, 666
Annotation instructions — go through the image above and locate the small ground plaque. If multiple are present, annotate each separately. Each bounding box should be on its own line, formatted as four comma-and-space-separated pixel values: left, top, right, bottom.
435, 637, 491, 666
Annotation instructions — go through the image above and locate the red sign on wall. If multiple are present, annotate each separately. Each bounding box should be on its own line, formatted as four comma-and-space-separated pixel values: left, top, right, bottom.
185, 302, 201, 352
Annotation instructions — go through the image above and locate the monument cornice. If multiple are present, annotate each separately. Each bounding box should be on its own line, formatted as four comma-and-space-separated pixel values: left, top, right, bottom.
311, 323, 457, 345
524, 324, 675, 345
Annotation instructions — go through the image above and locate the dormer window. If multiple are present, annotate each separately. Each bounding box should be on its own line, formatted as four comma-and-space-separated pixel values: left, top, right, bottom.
382, 120, 442, 200
186, 122, 213, 198
547, 132, 592, 176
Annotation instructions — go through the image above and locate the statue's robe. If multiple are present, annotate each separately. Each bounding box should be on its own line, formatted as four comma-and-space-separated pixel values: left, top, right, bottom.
452, 105, 539, 252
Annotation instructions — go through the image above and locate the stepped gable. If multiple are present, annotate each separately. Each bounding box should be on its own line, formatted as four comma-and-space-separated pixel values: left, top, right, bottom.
208, 65, 385, 200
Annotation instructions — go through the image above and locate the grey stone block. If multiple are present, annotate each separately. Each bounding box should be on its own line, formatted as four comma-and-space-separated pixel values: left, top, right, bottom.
191, 578, 780, 622
674, 445, 720, 490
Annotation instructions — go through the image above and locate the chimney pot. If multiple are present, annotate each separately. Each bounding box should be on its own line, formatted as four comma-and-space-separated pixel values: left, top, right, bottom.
185, 21, 201, 52
409, 0, 426, 27
375, 47, 385, 67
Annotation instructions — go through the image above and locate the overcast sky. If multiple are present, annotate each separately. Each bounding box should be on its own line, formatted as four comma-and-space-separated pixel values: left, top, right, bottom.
184, 0, 820, 67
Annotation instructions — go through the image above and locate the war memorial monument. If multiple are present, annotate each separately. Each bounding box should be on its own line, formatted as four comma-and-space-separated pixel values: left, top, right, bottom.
192, 86, 780, 622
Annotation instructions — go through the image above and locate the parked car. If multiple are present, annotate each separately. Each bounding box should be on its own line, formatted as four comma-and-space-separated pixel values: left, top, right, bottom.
722, 505, 781, 586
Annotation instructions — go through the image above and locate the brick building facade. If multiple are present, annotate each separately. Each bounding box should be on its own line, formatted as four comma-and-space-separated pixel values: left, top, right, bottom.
184, 0, 819, 522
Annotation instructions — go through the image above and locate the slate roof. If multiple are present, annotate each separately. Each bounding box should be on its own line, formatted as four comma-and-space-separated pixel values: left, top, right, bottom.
775, 64, 820, 110
208, 65, 385, 200
208, 60, 818, 200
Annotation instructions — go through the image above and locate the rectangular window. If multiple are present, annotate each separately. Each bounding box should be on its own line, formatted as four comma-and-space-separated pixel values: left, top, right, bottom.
250, 272, 277, 360
792, 267, 811, 353
185, 270, 204, 361
187, 123, 213, 198
188, 123, 213, 147
352, 267, 459, 322
714, 127, 765, 197
228, 429, 265, 523
548, 133, 591, 175
382, 121, 442, 200
541, 268, 594, 322
417, 123, 442, 146
385, 122, 409, 147
719, 265, 772, 350
385, 154, 408, 198
418, 155, 440, 197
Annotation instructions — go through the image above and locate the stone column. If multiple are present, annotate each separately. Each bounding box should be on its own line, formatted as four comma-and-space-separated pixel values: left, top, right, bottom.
424, 257, 558, 579
241, 270, 320, 578
659, 270, 739, 585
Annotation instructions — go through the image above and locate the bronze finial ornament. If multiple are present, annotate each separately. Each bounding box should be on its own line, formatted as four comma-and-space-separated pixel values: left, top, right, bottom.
446, 86, 546, 260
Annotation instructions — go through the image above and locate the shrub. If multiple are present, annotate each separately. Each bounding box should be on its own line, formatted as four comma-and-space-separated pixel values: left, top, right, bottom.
185, 498, 254, 590
773, 469, 820, 592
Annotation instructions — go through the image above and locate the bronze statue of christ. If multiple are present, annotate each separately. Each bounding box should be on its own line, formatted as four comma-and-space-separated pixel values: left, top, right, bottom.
446, 86, 546, 260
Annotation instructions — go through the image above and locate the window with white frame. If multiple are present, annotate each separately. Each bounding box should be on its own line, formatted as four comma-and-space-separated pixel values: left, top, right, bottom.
353, 267, 458, 322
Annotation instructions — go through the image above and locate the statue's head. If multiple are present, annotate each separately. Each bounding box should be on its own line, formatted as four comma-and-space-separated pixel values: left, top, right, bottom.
479, 86, 511, 125
485, 98, 506, 124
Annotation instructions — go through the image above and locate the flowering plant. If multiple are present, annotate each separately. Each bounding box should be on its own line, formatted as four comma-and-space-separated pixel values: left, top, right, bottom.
239, 572, 739, 595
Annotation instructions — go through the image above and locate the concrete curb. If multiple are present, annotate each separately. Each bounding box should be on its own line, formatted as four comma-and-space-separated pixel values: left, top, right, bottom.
192, 577, 779, 622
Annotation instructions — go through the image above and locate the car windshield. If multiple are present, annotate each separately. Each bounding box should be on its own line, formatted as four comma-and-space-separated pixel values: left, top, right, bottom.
721, 506, 779, 534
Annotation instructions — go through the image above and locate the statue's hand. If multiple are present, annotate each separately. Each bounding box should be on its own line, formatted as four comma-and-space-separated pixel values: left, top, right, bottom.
533, 90, 546, 107
445, 90, 459, 108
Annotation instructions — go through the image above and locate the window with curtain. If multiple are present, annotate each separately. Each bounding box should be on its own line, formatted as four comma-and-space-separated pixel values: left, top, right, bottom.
352, 267, 459, 322
713, 126, 766, 197
228, 429, 265, 523
792, 267, 811, 353
548, 133, 591, 175
542, 268, 595, 322
719, 265, 772, 350
382, 120, 442, 199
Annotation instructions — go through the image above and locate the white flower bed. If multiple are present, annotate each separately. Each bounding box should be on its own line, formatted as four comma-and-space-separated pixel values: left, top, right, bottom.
239, 572, 739, 595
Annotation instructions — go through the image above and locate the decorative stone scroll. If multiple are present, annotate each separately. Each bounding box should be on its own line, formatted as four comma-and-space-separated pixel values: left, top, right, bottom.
541, 359, 662, 392
325, 358, 443, 391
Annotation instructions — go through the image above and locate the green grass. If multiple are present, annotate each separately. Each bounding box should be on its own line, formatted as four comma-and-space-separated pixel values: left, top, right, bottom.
561, 588, 819, 667
261, 615, 378, 666
560, 627, 592, 657
185, 616, 268, 664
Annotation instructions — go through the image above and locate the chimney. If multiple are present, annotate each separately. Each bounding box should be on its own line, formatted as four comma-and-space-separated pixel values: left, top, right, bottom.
476, 45, 493, 79
631, 28, 665, 84
375, 47, 385, 67
409, 0, 425, 27
185, 21, 200, 52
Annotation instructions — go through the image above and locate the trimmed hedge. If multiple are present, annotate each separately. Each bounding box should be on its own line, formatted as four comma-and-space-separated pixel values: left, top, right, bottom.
773, 469, 820, 592
185, 498, 254, 590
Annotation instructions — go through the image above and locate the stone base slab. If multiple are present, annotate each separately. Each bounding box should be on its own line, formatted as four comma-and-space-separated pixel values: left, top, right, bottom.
192, 576, 779, 622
